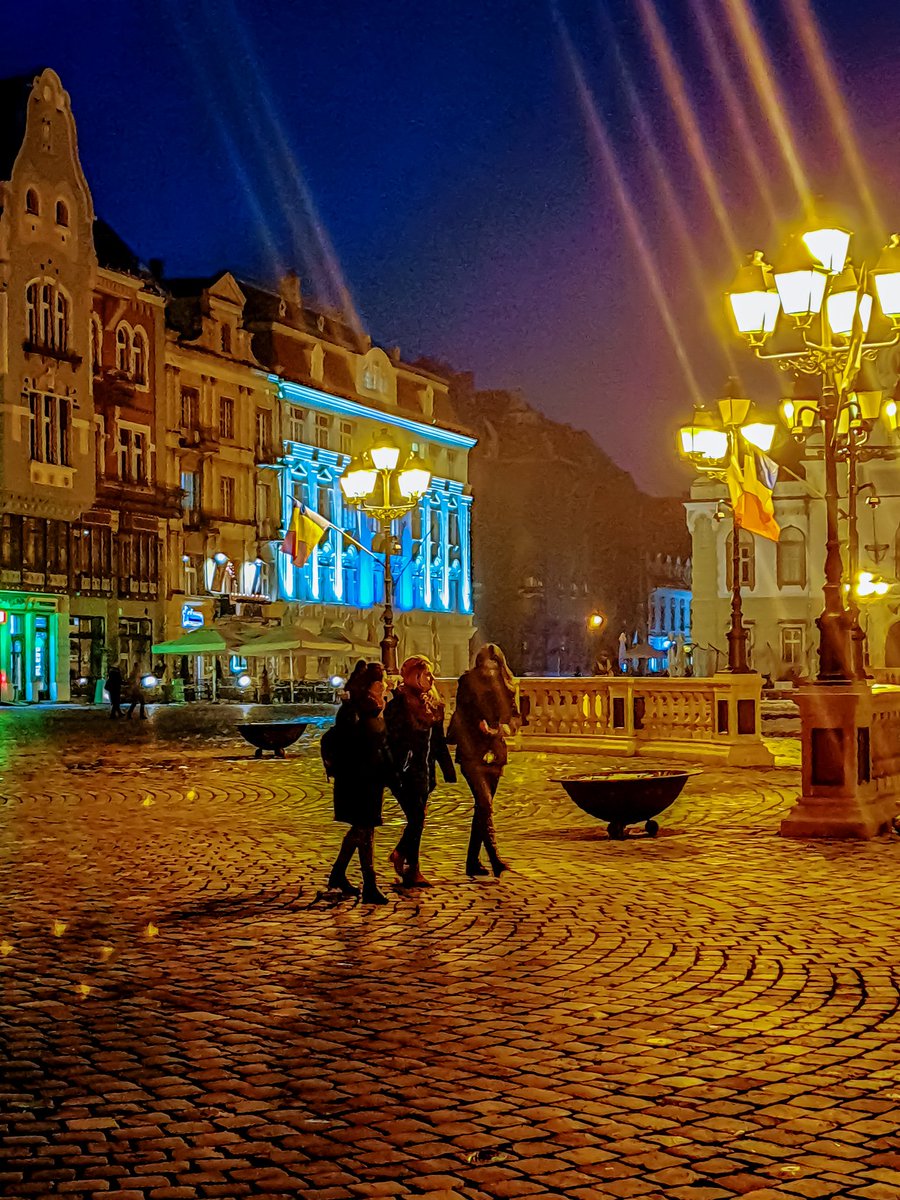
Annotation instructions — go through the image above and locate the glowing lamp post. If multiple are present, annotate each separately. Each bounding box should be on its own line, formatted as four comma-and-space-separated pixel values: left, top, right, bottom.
339, 432, 431, 674
728, 220, 900, 682
678, 382, 776, 674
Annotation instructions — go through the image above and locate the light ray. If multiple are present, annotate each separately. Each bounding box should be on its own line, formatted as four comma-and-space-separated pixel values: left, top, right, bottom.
635, 0, 742, 265
720, 0, 812, 212
557, 19, 705, 406
781, 0, 883, 236
691, 0, 780, 230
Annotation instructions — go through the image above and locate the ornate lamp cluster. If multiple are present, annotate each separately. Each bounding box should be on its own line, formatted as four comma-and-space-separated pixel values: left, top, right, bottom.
726, 219, 900, 681
338, 431, 431, 673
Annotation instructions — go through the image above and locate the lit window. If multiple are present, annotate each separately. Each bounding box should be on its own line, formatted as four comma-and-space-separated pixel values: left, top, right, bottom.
315, 412, 331, 449
132, 327, 148, 385
219, 397, 235, 440
27, 391, 70, 466
363, 360, 385, 394
115, 323, 132, 373
25, 188, 39, 216
117, 425, 149, 484
781, 625, 804, 665
55, 200, 69, 227
181, 470, 199, 514
288, 408, 306, 443
777, 527, 806, 588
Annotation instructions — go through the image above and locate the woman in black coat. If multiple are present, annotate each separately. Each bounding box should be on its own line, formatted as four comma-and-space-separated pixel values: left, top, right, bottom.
450, 643, 520, 877
325, 661, 397, 904
384, 655, 456, 888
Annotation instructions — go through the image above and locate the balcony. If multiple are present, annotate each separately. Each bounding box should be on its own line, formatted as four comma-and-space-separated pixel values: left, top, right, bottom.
96, 479, 183, 518
178, 426, 219, 453
23, 340, 82, 367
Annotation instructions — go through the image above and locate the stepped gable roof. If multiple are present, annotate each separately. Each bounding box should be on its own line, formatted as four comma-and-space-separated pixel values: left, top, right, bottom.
0, 71, 39, 184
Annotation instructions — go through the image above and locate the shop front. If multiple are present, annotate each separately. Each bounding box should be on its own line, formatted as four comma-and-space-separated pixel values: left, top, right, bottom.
0, 592, 67, 704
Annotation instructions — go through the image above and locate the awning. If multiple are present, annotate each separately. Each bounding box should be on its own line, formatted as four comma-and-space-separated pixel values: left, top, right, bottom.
151, 629, 233, 655
238, 628, 352, 656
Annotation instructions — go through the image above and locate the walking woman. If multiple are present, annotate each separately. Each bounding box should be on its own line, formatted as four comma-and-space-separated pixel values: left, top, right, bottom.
324, 661, 397, 904
450, 644, 520, 877
384, 655, 456, 887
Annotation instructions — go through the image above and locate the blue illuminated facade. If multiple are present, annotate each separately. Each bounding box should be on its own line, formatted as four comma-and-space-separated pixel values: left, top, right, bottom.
272, 379, 475, 620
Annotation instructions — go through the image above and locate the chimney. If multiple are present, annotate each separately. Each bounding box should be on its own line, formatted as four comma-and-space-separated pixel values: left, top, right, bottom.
148, 257, 164, 280
278, 270, 302, 310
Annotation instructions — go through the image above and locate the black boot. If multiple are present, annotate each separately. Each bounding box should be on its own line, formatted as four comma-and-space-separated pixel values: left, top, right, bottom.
327, 871, 359, 897
466, 860, 490, 877
328, 831, 359, 895
465, 821, 487, 877
359, 829, 388, 904
361, 874, 388, 904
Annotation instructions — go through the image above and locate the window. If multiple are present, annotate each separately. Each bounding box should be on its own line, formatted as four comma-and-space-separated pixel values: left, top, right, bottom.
28, 391, 70, 465
117, 426, 148, 484
23, 518, 42, 569
781, 625, 805, 665
777, 527, 806, 588
183, 555, 199, 595
181, 470, 199, 515
363, 359, 385, 393
115, 323, 132, 373
288, 407, 306, 443
317, 485, 332, 522
219, 397, 235, 440
25, 188, 39, 216
25, 279, 69, 353
256, 409, 272, 455
221, 324, 232, 354
55, 200, 69, 227
221, 476, 235, 518
90, 314, 102, 376
1, 515, 22, 568
132, 327, 148, 385
726, 529, 755, 590
315, 412, 331, 449
181, 388, 200, 429
446, 450, 458, 476
339, 421, 352, 456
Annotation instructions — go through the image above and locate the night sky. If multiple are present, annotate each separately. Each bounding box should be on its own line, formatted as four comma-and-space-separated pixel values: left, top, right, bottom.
4, 0, 900, 493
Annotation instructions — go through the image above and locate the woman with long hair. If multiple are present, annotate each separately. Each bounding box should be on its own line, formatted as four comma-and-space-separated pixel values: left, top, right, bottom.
449, 643, 520, 877
324, 661, 397, 904
384, 655, 456, 887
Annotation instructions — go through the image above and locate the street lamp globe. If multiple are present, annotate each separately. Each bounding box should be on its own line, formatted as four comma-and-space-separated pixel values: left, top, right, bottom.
340, 456, 377, 501
740, 421, 777, 452
370, 432, 401, 472
824, 263, 872, 337
727, 251, 780, 344
872, 234, 900, 325
397, 455, 431, 500
801, 225, 851, 274
677, 410, 728, 464
773, 238, 828, 324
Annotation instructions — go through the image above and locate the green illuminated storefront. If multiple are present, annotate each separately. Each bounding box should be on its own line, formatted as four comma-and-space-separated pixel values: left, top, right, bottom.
0, 592, 66, 704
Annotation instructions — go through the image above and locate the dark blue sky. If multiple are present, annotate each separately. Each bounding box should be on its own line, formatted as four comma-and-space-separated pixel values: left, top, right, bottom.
4, 1, 900, 492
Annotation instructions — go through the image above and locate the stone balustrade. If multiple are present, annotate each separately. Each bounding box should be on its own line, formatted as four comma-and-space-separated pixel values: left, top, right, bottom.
437, 674, 773, 766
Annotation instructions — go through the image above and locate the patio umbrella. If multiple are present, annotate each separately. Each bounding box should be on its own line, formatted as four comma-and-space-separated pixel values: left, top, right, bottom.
239, 628, 349, 655
151, 629, 233, 654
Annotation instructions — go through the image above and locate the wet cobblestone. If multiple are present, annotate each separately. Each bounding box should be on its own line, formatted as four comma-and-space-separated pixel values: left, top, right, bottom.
0, 707, 898, 1199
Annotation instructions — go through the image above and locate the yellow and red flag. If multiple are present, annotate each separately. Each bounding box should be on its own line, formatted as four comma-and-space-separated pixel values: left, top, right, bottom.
726, 449, 780, 542
280, 503, 328, 567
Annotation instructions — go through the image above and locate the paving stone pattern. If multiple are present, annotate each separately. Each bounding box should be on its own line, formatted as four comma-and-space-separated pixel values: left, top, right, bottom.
1, 707, 899, 1199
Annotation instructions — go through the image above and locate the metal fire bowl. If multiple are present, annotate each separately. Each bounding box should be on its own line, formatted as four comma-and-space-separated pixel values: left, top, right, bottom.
558, 769, 700, 838
237, 722, 309, 758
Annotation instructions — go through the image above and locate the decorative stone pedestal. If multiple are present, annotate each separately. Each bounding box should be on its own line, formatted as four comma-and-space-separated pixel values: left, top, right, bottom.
781, 681, 900, 839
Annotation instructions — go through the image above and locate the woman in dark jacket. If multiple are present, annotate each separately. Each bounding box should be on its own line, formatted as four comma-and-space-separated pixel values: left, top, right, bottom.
384, 655, 456, 888
450, 643, 520, 877
325, 661, 396, 904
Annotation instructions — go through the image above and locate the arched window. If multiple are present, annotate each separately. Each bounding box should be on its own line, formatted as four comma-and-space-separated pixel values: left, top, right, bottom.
115, 323, 132, 373
25, 278, 71, 352
55, 200, 69, 227
39, 284, 53, 346
54, 291, 69, 353
25, 283, 38, 344
25, 188, 40, 216
777, 526, 807, 588
90, 314, 103, 376
726, 529, 755, 590
363, 358, 385, 394
132, 327, 148, 385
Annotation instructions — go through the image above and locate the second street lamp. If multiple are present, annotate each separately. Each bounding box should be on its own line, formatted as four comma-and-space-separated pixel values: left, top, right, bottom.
338, 432, 431, 674
678, 380, 777, 675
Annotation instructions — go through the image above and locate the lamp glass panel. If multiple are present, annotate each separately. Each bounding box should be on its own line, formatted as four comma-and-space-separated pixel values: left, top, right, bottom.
779, 399, 795, 427
874, 272, 900, 319
370, 443, 401, 471
741, 422, 776, 452
340, 466, 377, 500
729, 290, 779, 335
802, 228, 850, 274
774, 267, 827, 317
680, 426, 728, 460
397, 465, 431, 499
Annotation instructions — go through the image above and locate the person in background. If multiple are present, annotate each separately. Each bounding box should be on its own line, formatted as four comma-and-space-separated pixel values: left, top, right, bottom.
384, 655, 456, 888
126, 663, 147, 720
325, 661, 397, 905
105, 663, 123, 719
259, 666, 272, 704
449, 643, 520, 878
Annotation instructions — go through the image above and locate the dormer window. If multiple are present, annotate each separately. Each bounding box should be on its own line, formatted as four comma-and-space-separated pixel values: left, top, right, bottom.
25, 188, 40, 216
221, 324, 232, 354
363, 360, 385, 394
55, 200, 69, 227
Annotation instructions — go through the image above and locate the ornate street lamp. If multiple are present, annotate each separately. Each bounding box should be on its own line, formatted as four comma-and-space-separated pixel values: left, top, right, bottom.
727, 220, 900, 681
338, 431, 431, 674
678, 381, 777, 674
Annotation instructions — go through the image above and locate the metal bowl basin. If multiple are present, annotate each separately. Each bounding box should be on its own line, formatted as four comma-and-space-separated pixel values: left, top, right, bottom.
559, 770, 700, 828
237, 722, 309, 756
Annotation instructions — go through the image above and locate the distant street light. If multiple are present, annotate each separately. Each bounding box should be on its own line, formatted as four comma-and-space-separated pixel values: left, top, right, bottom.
727, 218, 900, 680
677, 379, 777, 674
339, 431, 431, 673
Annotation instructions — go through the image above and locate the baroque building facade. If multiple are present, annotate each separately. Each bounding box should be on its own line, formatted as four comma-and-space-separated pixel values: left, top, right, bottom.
686, 444, 900, 679
0, 69, 475, 701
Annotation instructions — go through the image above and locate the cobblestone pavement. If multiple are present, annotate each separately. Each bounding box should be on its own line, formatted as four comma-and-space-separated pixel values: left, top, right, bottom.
2, 707, 900, 1200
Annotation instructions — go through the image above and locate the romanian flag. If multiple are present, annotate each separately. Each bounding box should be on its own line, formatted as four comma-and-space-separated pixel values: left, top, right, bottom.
280, 503, 329, 567
726, 449, 781, 542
